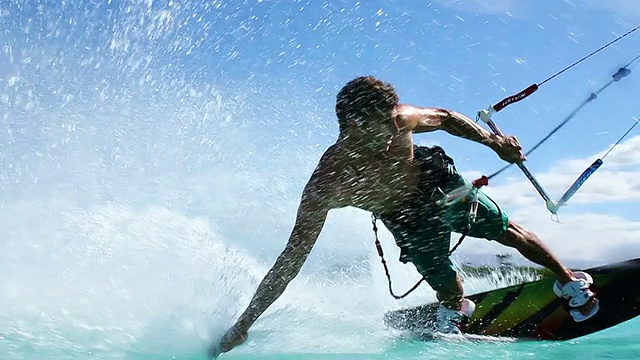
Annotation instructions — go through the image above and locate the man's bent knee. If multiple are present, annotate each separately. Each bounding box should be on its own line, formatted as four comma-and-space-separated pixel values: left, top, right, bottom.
494, 220, 537, 248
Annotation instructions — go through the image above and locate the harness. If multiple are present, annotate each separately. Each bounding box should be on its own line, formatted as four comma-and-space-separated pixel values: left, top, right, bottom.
371, 145, 480, 299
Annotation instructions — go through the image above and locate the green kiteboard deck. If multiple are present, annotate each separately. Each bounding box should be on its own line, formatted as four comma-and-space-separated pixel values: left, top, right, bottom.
384, 257, 640, 341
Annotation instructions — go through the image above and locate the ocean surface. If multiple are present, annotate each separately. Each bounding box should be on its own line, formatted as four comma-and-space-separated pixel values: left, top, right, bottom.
2, 1, 639, 359
2, 251, 639, 360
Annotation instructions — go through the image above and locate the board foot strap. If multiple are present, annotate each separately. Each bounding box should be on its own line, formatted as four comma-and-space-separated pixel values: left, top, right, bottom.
553, 271, 600, 322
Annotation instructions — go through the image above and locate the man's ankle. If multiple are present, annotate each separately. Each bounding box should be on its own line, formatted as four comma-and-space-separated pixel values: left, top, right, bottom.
549, 266, 574, 285
437, 296, 463, 311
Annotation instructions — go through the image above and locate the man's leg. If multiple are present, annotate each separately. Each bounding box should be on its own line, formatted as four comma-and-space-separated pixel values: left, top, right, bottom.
445, 173, 598, 319
399, 225, 467, 311
447, 182, 576, 285
410, 253, 474, 332
409, 243, 463, 310
493, 220, 598, 316
380, 208, 467, 311
494, 221, 573, 284
434, 273, 463, 310
443, 167, 573, 284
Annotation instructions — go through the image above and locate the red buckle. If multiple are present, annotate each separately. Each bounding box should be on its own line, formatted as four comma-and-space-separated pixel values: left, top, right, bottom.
472, 175, 489, 188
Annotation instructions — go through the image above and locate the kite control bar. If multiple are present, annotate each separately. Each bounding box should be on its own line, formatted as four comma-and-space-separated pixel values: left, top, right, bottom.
437, 23, 640, 218
438, 111, 593, 217
476, 107, 559, 213
487, 84, 539, 112
445, 64, 636, 218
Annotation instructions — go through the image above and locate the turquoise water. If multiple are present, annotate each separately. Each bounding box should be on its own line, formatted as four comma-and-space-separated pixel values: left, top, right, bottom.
2, 220, 638, 360
2, 1, 639, 359
2, 257, 639, 360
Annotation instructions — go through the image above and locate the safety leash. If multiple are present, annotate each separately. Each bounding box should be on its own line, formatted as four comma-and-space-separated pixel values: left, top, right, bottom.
371, 213, 426, 299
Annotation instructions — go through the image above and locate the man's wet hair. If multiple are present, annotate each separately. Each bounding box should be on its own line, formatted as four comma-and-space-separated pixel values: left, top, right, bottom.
335, 76, 399, 133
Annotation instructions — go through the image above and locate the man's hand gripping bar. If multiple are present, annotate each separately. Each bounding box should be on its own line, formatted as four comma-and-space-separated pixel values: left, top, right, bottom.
475, 107, 561, 214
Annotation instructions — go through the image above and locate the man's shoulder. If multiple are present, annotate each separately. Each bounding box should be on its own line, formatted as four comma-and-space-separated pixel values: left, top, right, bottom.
395, 104, 426, 132
300, 144, 349, 207
303, 145, 339, 181
395, 104, 453, 134
309, 144, 342, 182
314, 140, 348, 162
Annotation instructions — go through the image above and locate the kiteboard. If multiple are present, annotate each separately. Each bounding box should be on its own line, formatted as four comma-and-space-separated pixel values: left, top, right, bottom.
384, 257, 640, 341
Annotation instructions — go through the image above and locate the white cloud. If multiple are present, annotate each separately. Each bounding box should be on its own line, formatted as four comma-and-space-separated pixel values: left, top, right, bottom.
433, 0, 640, 22
447, 134, 640, 269
432, 0, 519, 15
483, 134, 640, 206
583, 0, 640, 22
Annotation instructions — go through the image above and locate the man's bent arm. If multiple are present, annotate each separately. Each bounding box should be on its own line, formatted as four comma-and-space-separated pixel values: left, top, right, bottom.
398, 105, 502, 151
232, 185, 330, 333
439, 109, 501, 149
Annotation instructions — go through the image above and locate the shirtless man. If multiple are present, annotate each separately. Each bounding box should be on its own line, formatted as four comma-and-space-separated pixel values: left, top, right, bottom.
211, 76, 599, 356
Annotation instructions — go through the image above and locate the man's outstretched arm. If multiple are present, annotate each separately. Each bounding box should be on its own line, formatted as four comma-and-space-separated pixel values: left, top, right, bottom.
232, 196, 328, 329
214, 173, 331, 355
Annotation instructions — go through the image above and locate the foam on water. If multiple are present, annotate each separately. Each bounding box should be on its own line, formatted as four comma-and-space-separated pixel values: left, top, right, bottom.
0, 196, 538, 359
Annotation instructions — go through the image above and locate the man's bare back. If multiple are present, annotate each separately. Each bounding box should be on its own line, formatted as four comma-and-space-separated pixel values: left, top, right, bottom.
313, 131, 418, 215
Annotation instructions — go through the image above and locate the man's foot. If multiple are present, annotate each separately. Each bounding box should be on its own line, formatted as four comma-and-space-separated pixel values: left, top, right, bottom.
435, 298, 475, 334
553, 271, 600, 322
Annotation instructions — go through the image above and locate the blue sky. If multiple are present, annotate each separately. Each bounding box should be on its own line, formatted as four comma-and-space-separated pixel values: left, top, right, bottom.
177, 0, 640, 192
4, 0, 638, 176
2, 0, 640, 268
